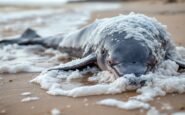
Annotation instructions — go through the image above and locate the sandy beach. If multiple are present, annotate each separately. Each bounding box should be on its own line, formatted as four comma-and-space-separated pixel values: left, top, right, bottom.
0, 1, 185, 115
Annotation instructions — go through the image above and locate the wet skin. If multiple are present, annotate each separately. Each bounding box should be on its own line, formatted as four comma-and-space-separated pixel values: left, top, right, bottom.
96, 38, 157, 77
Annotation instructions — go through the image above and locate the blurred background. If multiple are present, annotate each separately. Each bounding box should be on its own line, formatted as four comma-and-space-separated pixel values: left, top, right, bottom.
0, 0, 185, 45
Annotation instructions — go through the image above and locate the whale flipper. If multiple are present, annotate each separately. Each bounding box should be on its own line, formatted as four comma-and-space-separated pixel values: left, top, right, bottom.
47, 53, 97, 71
167, 55, 185, 69
175, 60, 185, 69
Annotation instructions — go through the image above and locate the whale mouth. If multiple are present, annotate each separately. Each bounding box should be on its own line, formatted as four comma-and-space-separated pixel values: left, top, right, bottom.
112, 63, 148, 77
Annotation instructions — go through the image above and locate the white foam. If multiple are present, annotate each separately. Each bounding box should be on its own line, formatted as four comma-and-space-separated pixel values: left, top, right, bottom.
30, 67, 98, 90
172, 112, 185, 115
132, 86, 166, 102
21, 92, 32, 96
97, 98, 150, 110
31, 56, 185, 98
161, 103, 172, 110
21, 96, 39, 102
51, 108, 61, 115
88, 71, 117, 83
147, 107, 161, 115
80, 3, 122, 12
0, 43, 73, 73
30, 47, 185, 114
0, 45, 45, 73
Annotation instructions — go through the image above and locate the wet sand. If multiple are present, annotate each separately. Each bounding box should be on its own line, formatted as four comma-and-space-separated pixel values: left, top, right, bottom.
0, 73, 185, 115
0, 1, 185, 115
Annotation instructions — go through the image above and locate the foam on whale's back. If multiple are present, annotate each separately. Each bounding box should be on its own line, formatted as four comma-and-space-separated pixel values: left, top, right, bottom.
81, 13, 175, 62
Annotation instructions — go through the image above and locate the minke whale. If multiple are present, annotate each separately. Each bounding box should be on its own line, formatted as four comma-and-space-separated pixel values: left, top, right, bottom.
1, 13, 185, 77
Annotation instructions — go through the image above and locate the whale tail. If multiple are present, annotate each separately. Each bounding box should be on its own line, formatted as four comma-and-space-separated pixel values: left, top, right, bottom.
0, 28, 40, 45
21, 28, 40, 39
0, 28, 63, 49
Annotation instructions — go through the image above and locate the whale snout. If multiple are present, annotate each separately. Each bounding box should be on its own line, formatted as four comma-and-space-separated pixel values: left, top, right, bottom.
113, 63, 147, 77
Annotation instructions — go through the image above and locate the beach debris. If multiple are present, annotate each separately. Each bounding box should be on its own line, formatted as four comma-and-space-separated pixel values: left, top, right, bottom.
51, 108, 61, 115
21, 96, 40, 102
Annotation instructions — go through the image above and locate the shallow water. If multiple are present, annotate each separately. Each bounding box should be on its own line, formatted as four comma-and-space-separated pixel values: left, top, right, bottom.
0, 3, 121, 38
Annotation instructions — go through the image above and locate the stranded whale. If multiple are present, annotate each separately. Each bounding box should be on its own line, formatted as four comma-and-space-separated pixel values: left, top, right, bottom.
0, 13, 185, 77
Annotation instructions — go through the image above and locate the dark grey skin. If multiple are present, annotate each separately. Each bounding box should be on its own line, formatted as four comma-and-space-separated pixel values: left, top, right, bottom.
1, 15, 185, 78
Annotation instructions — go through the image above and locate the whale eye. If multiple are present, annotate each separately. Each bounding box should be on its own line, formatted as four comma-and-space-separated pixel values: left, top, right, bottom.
107, 59, 113, 65
147, 56, 157, 66
101, 49, 106, 55
132, 61, 136, 64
